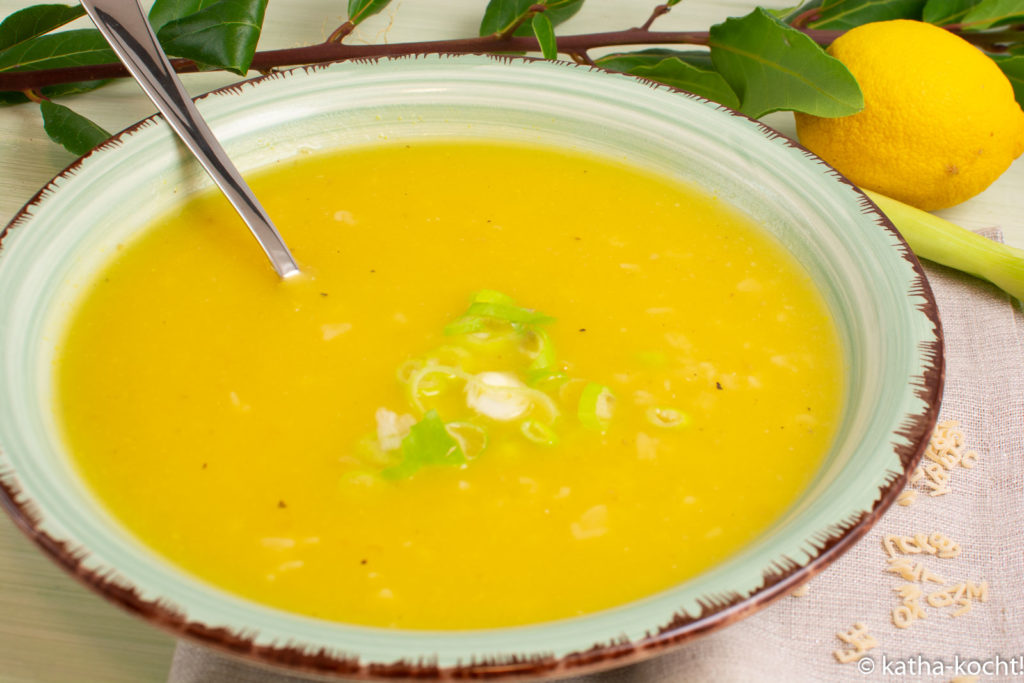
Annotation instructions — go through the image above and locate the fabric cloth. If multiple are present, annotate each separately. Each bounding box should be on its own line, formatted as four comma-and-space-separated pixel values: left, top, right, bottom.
169, 231, 1024, 683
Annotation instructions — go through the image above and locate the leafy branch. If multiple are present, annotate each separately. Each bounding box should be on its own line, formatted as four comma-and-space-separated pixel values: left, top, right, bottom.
0, 0, 1022, 154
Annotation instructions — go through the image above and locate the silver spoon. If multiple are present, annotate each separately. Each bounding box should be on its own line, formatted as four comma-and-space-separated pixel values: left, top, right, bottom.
80, 0, 299, 279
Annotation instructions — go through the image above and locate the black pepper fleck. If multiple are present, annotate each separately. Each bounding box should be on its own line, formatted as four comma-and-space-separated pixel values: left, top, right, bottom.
277, 500, 287, 509
716, 382, 723, 390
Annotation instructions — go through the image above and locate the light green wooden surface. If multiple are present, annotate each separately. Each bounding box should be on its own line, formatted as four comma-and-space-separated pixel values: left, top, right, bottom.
0, 2, 1020, 681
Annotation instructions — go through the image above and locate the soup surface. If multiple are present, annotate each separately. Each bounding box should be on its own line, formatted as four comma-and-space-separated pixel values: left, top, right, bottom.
56, 140, 843, 629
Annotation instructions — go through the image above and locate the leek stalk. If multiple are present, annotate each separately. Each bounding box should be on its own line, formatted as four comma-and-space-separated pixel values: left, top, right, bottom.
866, 189, 1024, 303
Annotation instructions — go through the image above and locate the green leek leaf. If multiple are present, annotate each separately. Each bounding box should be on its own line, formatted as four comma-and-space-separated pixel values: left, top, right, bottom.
0, 3, 84, 54
39, 99, 109, 155
708, 7, 864, 118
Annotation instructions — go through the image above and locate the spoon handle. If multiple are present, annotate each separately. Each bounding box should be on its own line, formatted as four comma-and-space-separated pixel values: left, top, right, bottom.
80, 0, 299, 279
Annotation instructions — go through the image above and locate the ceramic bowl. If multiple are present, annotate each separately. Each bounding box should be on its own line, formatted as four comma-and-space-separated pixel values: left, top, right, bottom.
0, 55, 942, 679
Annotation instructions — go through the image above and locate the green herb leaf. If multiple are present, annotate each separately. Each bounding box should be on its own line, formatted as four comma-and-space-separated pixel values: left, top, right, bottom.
480, 0, 584, 37
0, 28, 114, 73
807, 0, 925, 29
480, 0, 535, 36
922, 0, 982, 24
596, 49, 740, 109
148, 0, 218, 33
531, 12, 557, 59
347, 0, 393, 26
155, 0, 268, 75
769, 2, 819, 21
992, 54, 1024, 105
381, 410, 465, 479
0, 3, 84, 54
960, 0, 1024, 29
708, 7, 864, 118
39, 99, 109, 155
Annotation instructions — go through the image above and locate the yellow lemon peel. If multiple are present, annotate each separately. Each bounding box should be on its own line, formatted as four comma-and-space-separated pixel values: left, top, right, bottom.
795, 20, 1024, 211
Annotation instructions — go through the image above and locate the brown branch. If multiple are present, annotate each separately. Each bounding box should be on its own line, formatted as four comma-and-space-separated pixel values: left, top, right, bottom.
789, 7, 820, 30
495, 4, 547, 40
0, 29, 712, 91
640, 4, 671, 32
325, 20, 356, 44
0, 24, 1013, 93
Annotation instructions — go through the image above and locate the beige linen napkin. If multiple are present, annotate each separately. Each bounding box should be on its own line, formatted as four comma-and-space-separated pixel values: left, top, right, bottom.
169, 230, 1024, 683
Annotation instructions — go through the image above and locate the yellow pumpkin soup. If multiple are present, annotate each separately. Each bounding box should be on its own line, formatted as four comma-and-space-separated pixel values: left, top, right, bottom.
55, 140, 844, 629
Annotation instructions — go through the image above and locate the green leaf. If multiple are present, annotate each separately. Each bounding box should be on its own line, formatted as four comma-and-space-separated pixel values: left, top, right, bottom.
347, 0, 393, 26
807, 0, 925, 29
480, 0, 584, 37
155, 0, 268, 75
39, 99, 109, 155
596, 50, 740, 109
0, 28, 114, 72
960, 0, 1024, 28
381, 410, 465, 479
773, 1, 825, 22
0, 78, 111, 106
531, 12, 557, 59
148, 0, 220, 33
992, 54, 1024, 105
709, 8, 864, 118
0, 3, 84, 54
922, 0, 982, 24
481, 0, 533, 36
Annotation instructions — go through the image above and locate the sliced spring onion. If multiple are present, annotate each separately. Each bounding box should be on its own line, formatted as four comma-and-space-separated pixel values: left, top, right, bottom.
524, 328, 558, 372
520, 419, 559, 446
445, 290, 555, 336
578, 382, 615, 431
396, 358, 425, 384
465, 371, 532, 420
464, 301, 554, 326
645, 406, 690, 429
471, 289, 517, 305
445, 421, 489, 459
527, 367, 569, 389
406, 364, 468, 414
381, 410, 466, 480
444, 315, 489, 336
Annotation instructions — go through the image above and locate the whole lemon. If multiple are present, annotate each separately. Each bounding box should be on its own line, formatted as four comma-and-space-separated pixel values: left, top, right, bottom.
794, 20, 1024, 211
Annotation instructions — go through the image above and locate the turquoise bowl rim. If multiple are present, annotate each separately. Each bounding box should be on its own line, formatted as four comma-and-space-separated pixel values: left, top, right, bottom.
0, 54, 943, 679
